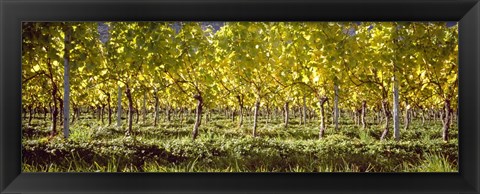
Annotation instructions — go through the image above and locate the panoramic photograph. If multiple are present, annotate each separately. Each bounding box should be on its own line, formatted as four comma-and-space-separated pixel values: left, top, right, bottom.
21, 22, 458, 172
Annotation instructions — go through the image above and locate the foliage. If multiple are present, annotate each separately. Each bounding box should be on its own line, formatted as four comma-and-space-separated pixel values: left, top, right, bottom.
21, 21, 459, 172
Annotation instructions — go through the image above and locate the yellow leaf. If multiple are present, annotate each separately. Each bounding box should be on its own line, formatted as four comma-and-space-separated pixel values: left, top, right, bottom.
420, 71, 426, 79
304, 34, 311, 41
100, 69, 108, 75
302, 75, 310, 83
447, 74, 457, 83
33, 64, 41, 72
117, 81, 125, 88
117, 47, 124, 54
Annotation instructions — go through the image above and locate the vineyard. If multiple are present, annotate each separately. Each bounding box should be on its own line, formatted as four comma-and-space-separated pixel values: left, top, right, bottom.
22, 22, 458, 172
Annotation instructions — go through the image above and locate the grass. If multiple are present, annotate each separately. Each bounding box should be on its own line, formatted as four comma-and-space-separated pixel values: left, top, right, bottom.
21, 114, 458, 172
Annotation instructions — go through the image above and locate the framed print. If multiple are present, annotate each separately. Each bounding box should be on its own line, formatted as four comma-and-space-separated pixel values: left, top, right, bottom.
1, 0, 479, 193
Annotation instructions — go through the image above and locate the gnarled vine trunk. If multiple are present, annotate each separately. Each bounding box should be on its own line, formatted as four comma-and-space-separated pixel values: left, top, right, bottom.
192, 94, 203, 140
125, 85, 133, 136
380, 100, 391, 141
28, 105, 33, 126
47, 57, 59, 137
361, 100, 367, 129
392, 76, 400, 141
284, 101, 289, 128
101, 104, 105, 124
71, 105, 77, 124
43, 107, 48, 121
58, 96, 63, 126
236, 95, 244, 127
442, 99, 452, 141
117, 86, 122, 128
334, 84, 339, 130
50, 87, 59, 137
107, 92, 112, 126
318, 96, 328, 139
252, 99, 260, 137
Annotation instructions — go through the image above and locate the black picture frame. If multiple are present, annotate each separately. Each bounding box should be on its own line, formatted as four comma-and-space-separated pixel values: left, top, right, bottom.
1, 0, 479, 193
